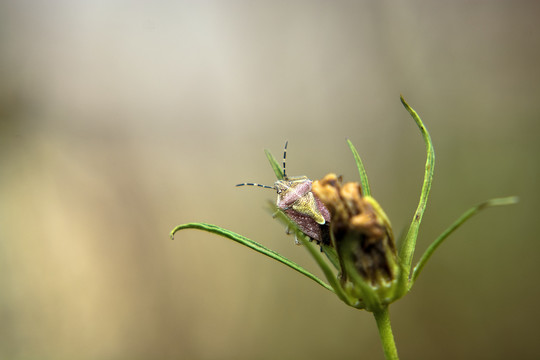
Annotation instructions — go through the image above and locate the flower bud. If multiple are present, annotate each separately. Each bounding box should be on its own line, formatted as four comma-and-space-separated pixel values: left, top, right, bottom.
312, 174, 398, 289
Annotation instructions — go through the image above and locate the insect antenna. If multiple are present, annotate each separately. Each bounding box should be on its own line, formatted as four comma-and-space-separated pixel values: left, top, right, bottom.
282, 140, 289, 180
236, 182, 275, 190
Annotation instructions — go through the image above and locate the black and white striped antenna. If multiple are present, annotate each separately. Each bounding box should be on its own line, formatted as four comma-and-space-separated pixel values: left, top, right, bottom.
235, 182, 274, 189
236, 141, 288, 189
282, 140, 288, 180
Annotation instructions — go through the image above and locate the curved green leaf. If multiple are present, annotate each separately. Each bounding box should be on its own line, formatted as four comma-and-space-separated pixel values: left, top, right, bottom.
265, 149, 284, 180
269, 207, 357, 307
398, 95, 435, 279
410, 196, 518, 285
347, 139, 371, 196
170, 223, 334, 293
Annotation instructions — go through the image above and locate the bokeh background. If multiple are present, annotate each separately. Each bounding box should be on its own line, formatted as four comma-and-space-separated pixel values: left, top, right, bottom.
1, 1, 539, 359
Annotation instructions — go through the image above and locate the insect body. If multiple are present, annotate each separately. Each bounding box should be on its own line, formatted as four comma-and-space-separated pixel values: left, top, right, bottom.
236, 142, 331, 244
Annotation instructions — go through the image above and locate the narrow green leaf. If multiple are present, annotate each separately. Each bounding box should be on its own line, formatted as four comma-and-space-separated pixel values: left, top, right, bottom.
341, 245, 381, 311
270, 206, 357, 307
398, 95, 435, 279
410, 196, 518, 285
170, 222, 334, 293
347, 139, 371, 196
265, 149, 284, 180
297, 232, 357, 307
321, 245, 340, 271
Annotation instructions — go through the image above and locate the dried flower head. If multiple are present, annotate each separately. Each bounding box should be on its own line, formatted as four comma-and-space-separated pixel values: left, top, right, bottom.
312, 174, 398, 286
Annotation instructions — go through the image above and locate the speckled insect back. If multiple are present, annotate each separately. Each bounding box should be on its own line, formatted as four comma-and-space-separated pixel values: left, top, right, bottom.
236, 142, 331, 245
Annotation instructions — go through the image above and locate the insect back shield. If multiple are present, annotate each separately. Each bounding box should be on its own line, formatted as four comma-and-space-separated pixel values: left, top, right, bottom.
236, 142, 331, 245
237, 144, 400, 309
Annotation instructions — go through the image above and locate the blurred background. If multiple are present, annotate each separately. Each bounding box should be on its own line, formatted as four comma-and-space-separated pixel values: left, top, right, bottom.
1, 1, 539, 359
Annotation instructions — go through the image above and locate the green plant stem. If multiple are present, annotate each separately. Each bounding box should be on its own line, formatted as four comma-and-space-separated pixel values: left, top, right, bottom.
373, 307, 399, 360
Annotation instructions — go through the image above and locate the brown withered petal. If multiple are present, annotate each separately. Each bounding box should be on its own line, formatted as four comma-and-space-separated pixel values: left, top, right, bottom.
312, 174, 397, 285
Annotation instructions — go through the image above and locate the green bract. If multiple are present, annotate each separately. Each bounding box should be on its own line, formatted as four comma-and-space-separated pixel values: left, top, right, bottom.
170, 96, 517, 360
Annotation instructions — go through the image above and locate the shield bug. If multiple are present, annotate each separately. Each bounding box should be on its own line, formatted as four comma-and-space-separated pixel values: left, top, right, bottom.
236, 142, 331, 245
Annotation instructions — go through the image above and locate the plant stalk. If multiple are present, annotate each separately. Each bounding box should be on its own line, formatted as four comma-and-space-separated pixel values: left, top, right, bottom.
373, 307, 399, 360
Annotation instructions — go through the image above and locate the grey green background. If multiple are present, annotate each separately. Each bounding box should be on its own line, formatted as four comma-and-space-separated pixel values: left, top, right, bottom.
1, 1, 539, 359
